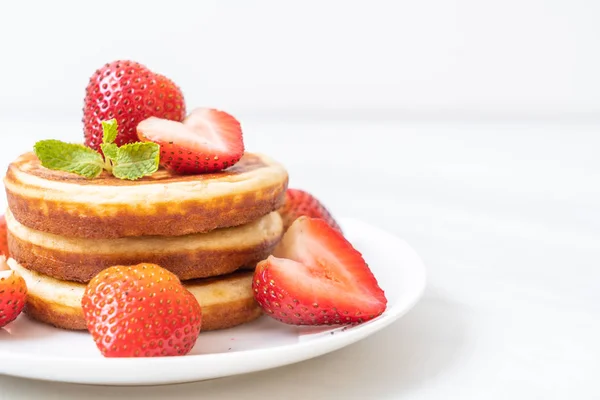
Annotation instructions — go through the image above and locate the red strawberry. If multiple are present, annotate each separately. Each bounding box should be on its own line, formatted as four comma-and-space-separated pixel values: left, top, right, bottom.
278, 189, 341, 232
83, 60, 186, 150
253, 217, 387, 326
81, 263, 202, 358
0, 215, 7, 256
0, 256, 28, 328
137, 108, 245, 174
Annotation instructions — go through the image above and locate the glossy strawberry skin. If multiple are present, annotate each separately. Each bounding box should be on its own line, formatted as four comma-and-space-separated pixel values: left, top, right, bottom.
253, 217, 386, 326
83, 60, 186, 150
278, 189, 341, 232
81, 263, 202, 358
0, 257, 28, 328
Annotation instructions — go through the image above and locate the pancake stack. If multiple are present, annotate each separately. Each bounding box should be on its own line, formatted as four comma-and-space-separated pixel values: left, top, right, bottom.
3, 151, 288, 331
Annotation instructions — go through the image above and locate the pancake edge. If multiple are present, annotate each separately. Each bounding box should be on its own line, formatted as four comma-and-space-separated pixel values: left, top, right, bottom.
9, 259, 264, 332
6, 211, 282, 282
4, 152, 288, 238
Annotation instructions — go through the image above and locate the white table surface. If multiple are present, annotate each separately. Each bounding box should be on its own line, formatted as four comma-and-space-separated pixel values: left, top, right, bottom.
0, 116, 598, 399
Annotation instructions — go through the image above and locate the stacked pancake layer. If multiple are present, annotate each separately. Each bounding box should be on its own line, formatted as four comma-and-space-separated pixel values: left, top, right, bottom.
4, 152, 289, 331
5, 209, 282, 282
8, 259, 262, 331
5, 152, 288, 238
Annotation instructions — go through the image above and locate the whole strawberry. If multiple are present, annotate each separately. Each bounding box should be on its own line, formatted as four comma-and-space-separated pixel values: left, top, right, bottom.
81, 263, 202, 358
278, 189, 341, 232
0, 214, 8, 256
253, 217, 386, 326
83, 60, 186, 151
0, 256, 28, 328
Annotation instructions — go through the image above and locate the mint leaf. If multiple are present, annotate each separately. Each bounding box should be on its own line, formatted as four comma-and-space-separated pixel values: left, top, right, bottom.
102, 119, 118, 144
33, 140, 105, 179
100, 143, 118, 162
112, 142, 160, 180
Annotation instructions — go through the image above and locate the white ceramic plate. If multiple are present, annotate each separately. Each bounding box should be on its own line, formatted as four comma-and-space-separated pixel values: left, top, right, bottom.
0, 217, 426, 386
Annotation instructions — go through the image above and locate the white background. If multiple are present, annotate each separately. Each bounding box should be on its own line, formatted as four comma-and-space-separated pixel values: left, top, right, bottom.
1, 0, 599, 119
0, 1, 599, 399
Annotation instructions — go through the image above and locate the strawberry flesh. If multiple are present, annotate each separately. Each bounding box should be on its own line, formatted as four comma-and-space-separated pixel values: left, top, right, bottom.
137, 108, 244, 174
253, 217, 386, 326
83, 60, 186, 150
278, 189, 341, 232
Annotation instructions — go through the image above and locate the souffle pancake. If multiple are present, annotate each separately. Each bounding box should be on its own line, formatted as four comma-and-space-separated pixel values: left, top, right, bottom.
4, 152, 288, 239
8, 258, 262, 332
0, 61, 388, 360
5, 209, 283, 282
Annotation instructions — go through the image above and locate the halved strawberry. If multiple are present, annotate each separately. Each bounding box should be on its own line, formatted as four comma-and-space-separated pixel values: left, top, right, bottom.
253, 217, 386, 326
137, 108, 244, 174
278, 189, 341, 232
0, 215, 8, 256
0, 256, 28, 328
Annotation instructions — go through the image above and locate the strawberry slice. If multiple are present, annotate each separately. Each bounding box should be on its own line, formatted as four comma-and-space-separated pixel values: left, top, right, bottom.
0, 256, 28, 328
137, 108, 244, 174
278, 188, 341, 232
253, 217, 387, 326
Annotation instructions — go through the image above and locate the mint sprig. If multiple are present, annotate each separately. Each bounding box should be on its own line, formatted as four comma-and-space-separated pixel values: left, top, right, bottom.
33, 119, 160, 180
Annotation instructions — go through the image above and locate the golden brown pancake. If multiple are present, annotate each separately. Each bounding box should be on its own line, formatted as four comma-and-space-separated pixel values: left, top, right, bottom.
8, 258, 263, 332
5, 209, 282, 282
4, 152, 288, 239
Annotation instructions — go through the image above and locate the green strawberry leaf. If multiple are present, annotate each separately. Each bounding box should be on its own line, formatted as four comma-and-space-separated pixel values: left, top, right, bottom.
33, 140, 105, 179
102, 119, 118, 144
112, 142, 160, 180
